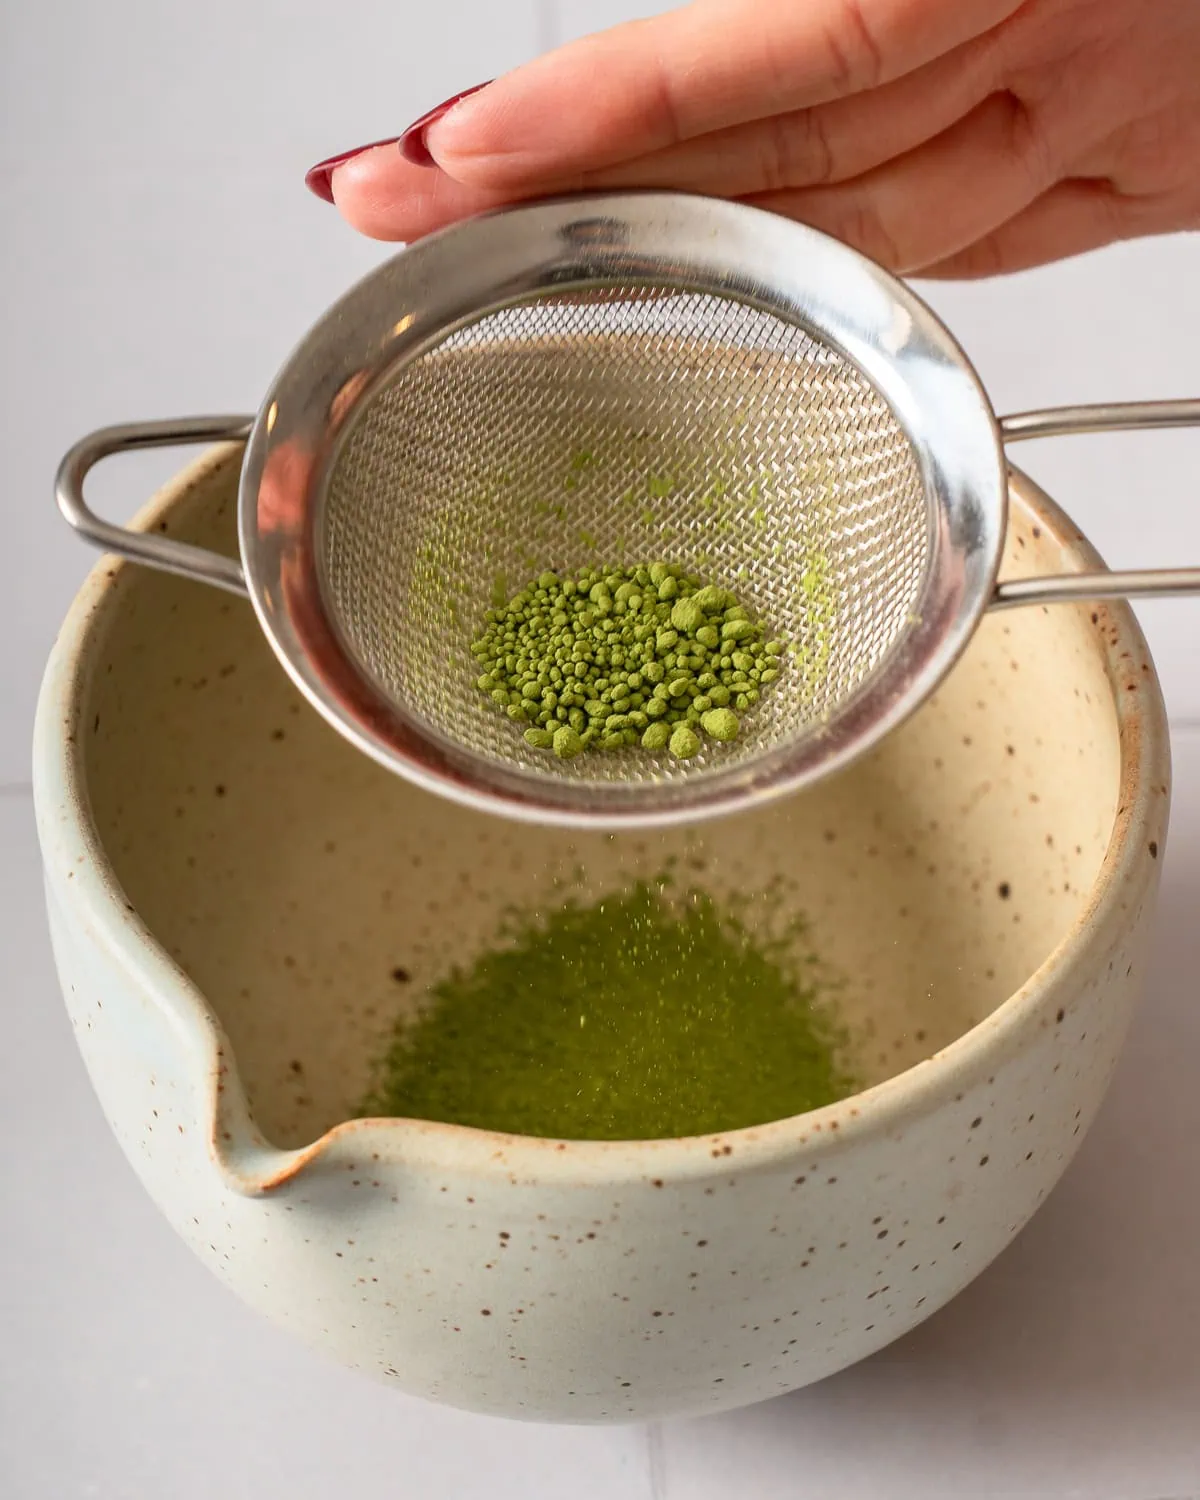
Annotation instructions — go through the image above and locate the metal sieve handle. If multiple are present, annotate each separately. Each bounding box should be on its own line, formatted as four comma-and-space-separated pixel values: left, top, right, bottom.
992, 400, 1200, 609
55, 416, 254, 597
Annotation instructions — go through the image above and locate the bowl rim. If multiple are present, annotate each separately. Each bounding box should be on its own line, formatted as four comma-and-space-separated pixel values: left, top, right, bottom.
33, 443, 1171, 1194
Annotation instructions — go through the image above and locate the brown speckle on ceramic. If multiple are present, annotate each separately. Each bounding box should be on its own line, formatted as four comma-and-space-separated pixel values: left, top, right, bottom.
32, 448, 1171, 1423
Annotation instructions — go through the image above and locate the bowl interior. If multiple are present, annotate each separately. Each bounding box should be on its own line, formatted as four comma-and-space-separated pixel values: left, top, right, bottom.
76, 452, 1121, 1148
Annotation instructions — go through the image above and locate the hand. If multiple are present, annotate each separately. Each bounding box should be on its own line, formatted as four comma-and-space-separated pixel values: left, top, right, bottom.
309, 0, 1200, 277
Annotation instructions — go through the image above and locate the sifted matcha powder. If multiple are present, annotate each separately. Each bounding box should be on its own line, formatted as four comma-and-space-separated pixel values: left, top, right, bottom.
360, 878, 854, 1141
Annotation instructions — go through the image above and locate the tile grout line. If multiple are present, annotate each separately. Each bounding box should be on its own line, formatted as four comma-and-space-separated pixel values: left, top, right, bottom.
644, 1422, 668, 1500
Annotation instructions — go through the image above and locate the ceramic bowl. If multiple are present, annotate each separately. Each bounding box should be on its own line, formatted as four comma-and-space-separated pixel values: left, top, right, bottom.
33, 446, 1169, 1422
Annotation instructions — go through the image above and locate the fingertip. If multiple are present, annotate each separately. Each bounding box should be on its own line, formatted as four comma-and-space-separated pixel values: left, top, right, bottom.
423, 82, 535, 187
329, 146, 518, 243
421, 42, 656, 190
398, 80, 494, 168
328, 146, 414, 240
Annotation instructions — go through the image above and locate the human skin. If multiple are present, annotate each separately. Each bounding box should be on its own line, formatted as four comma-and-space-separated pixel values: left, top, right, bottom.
310, 0, 1200, 277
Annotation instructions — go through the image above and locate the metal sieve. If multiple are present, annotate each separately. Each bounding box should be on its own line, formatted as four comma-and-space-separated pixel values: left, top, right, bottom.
57, 192, 1200, 829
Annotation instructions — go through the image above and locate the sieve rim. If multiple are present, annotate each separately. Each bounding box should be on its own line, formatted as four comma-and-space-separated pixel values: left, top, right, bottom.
237, 191, 1007, 827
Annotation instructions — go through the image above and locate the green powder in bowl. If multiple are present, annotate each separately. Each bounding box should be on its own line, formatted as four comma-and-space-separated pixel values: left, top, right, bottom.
360, 878, 855, 1141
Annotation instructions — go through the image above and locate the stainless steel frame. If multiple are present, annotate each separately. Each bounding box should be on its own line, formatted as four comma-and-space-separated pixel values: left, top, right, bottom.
54, 193, 1200, 829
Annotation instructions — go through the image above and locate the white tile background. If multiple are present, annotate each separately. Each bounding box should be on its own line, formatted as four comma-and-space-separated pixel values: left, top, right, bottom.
2, 4, 1198, 1495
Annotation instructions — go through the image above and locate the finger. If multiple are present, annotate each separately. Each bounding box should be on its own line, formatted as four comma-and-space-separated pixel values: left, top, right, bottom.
745, 91, 1064, 275
579, 23, 1007, 196
1072, 103, 1200, 200
330, 26, 1007, 242
425, 0, 1025, 189
917, 180, 1154, 279
330, 144, 514, 241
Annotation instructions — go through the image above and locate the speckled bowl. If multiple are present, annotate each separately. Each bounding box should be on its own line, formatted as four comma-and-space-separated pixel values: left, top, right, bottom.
34, 445, 1169, 1422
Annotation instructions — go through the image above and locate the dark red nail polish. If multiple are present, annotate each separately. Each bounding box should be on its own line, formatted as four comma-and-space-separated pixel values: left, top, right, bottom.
398, 82, 492, 167
304, 138, 400, 203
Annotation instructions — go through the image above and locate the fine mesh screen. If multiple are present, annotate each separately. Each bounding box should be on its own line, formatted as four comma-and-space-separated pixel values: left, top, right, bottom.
321, 286, 930, 786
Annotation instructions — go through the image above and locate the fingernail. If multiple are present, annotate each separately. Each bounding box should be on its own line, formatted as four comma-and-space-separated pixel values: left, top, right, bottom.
398, 82, 492, 167
304, 138, 400, 203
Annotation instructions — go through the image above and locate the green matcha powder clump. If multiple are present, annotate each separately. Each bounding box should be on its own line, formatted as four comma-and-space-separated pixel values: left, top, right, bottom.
361, 879, 854, 1141
471, 564, 784, 759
